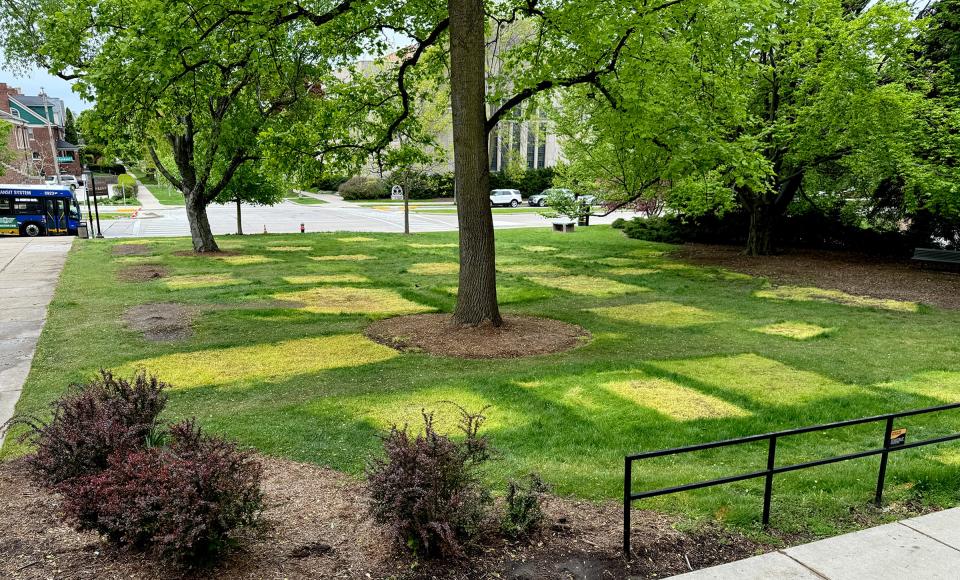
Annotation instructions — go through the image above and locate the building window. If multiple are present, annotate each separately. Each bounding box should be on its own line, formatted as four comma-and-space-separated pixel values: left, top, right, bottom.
537, 134, 546, 169
32, 151, 41, 160
489, 129, 499, 171
527, 125, 536, 169
27, 127, 34, 139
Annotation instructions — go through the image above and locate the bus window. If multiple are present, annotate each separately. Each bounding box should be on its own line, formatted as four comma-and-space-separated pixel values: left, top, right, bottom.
70, 201, 81, 221
14, 198, 42, 214
0, 197, 12, 216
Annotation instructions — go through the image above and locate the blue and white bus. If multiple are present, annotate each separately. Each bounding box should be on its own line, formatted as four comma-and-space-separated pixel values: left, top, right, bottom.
0, 185, 82, 237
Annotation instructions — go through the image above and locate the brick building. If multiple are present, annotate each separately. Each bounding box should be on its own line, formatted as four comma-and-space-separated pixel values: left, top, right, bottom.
0, 83, 81, 183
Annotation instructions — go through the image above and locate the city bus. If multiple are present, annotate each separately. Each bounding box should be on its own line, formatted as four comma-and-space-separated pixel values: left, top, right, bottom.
0, 184, 82, 237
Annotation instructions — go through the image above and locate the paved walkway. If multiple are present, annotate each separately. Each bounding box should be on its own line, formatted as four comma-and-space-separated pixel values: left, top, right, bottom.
671, 507, 960, 580
0, 237, 73, 446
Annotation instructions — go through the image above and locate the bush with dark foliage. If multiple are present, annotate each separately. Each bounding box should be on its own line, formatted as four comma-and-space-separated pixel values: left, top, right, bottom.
13, 370, 167, 487
60, 419, 264, 567
622, 216, 690, 244
337, 176, 389, 200
367, 409, 492, 559
502, 473, 550, 539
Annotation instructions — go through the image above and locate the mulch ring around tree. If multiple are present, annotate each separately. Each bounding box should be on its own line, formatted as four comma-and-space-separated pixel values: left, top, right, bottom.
116, 264, 170, 282
112, 244, 154, 256
122, 303, 196, 342
0, 456, 768, 580
366, 313, 591, 359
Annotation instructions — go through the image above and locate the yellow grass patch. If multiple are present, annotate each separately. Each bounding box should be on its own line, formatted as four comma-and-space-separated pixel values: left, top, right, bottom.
603, 378, 750, 421
526, 275, 647, 296
589, 302, 721, 327
752, 322, 832, 340
658, 263, 696, 271
360, 391, 519, 433
216, 255, 277, 266
266, 246, 313, 252
407, 262, 459, 275
274, 287, 433, 315
337, 236, 376, 242
283, 274, 371, 285
131, 334, 396, 389
497, 264, 567, 274
627, 248, 666, 258
652, 353, 854, 406
607, 267, 660, 276
310, 254, 375, 261
164, 274, 247, 290
595, 257, 638, 266
114, 256, 158, 265
754, 285, 919, 312
408, 243, 458, 249
877, 371, 960, 403
522, 246, 558, 252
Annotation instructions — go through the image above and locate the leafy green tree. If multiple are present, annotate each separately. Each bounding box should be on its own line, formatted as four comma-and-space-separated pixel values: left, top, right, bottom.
0, 121, 13, 175
64, 108, 78, 145
1, 0, 358, 252
214, 163, 286, 235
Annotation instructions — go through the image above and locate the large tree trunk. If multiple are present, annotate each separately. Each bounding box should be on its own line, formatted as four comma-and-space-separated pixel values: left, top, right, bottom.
235, 197, 243, 235
185, 193, 220, 252
746, 202, 775, 256
448, 0, 501, 327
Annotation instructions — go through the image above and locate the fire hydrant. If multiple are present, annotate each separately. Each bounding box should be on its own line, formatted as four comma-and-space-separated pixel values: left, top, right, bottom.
300, 223, 305, 233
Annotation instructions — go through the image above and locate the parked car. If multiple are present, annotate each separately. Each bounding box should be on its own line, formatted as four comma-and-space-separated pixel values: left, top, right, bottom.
490, 188, 523, 207
44, 175, 79, 188
528, 188, 595, 207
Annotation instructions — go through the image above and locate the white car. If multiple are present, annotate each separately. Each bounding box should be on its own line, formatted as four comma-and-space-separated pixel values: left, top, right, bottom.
490, 188, 523, 207
45, 175, 79, 188
529, 188, 596, 207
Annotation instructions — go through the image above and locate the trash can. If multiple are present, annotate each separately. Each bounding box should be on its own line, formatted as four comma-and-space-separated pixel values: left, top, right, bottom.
77, 222, 89, 239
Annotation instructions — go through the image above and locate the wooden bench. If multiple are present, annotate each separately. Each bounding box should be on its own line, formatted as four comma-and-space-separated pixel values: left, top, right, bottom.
912, 247, 960, 267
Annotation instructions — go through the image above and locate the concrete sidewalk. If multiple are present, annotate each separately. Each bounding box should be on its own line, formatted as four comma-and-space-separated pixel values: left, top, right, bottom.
0, 237, 73, 446
670, 507, 960, 580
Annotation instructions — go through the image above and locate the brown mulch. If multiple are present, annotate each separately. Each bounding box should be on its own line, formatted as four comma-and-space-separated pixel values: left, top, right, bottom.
676, 243, 960, 309
116, 264, 170, 282
112, 244, 154, 256
366, 314, 591, 359
0, 456, 768, 580
122, 303, 196, 342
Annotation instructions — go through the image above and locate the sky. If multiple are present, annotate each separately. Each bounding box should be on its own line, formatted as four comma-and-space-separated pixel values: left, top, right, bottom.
0, 66, 92, 113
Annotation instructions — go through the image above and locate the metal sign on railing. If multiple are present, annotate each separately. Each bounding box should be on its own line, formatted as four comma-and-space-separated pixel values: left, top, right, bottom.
622, 402, 960, 558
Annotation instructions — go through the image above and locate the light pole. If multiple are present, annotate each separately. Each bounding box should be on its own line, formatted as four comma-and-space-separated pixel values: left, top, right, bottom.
82, 168, 94, 229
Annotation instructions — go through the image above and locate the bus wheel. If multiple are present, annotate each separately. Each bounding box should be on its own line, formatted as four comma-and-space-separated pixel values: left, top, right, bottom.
23, 223, 42, 237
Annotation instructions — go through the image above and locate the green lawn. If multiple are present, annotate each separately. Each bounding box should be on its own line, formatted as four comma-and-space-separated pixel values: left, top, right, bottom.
144, 183, 185, 206
285, 193, 327, 205
5, 226, 960, 541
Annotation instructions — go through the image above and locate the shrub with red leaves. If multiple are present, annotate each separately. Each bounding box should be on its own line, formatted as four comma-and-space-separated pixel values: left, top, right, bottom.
60, 419, 264, 566
367, 408, 492, 559
13, 370, 167, 487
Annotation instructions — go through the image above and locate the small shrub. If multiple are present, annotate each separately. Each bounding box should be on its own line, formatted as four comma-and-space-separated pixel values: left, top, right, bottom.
13, 370, 167, 487
337, 176, 389, 200
611, 217, 627, 229
502, 473, 550, 539
367, 408, 492, 559
621, 216, 688, 244
60, 419, 264, 567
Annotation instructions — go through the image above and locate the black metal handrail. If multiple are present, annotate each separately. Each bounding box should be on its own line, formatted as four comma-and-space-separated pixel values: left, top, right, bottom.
623, 402, 960, 557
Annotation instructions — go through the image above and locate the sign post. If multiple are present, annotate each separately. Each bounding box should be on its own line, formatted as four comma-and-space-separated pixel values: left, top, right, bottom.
392, 185, 409, 234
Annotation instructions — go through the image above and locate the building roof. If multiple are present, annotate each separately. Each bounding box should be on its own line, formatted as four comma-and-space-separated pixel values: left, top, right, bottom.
0, 109, 27, 126
56, 138, 79, 151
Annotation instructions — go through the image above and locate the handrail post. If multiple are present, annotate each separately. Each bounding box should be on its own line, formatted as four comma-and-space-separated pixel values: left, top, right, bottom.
762, 435, 777, 526
624, 456, 632, 559
875, 417, 895, 505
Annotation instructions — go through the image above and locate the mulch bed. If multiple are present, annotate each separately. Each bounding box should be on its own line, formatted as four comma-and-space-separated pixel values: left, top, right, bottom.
112, 244, 154, 256
116, 264, 170, 282
0, 456, 767, 579
122, 303, 196, 342
676, 243, 960, 309
366, 314, 591, 359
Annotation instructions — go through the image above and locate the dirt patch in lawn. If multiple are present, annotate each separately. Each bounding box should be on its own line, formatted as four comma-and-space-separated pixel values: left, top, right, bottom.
0, 456, 768, 580
112, 244, 154, 256
122, 303, 196, 342
117, 264, 169, 282
676, 243, 960, 310
366, 313, 590, 359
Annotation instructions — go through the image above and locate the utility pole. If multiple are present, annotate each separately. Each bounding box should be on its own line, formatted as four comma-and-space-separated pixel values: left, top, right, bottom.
40, 89, 61, 183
